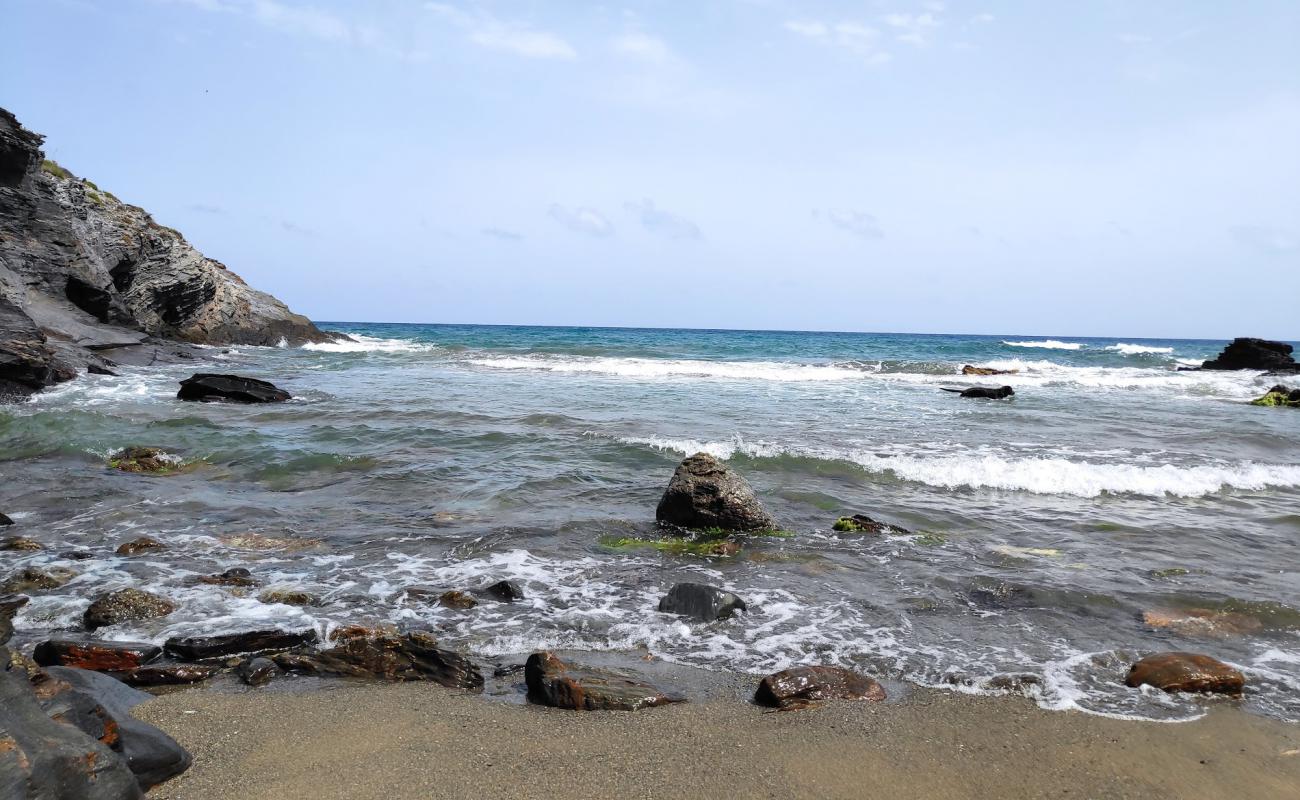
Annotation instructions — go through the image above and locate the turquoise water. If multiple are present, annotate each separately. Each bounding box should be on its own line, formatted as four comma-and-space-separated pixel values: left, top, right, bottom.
2, 324, 1298, 721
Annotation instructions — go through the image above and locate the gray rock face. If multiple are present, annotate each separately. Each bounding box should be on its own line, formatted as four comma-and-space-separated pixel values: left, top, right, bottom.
0, 107, 332, 399
655, 452, 777, 532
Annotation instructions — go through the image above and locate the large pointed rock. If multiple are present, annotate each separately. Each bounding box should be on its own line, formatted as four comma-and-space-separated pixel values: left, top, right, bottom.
655, 452, 776, 532
1201, 338, 1298, 373
525, 651, 685, 711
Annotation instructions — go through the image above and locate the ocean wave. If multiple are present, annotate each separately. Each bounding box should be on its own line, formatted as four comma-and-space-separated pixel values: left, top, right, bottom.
1105, 343, 1175, 355
619, 436, 1300, 498
301, 334, 434, 353
466, 355, 867, 382
1002, 340, 1084, 350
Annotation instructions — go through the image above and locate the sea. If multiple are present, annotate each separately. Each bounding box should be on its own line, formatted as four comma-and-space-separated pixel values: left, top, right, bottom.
3, 324, 1298, 722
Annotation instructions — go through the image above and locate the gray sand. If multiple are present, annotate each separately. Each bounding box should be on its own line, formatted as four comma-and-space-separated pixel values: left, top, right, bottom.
137, 680, 1300, 800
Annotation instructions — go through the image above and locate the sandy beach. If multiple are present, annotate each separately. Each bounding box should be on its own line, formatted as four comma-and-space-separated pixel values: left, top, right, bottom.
135, 675, 1300, 800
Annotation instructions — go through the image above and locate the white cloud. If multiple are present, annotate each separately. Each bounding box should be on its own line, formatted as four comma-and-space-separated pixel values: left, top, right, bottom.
785, 19, 890, 64
611, 32, 673, 63
249, 0, 350, 43
426, 2, 576, 60
624, 199, 701, 240
971, 13, 995, 25
549, 205, 614, 237
883, 12, 941, 46
825, 210, 884, 240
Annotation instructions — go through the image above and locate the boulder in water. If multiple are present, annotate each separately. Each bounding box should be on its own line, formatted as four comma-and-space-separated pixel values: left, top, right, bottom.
259, 587, 321, 607
1124, 652, 1245, 694
524, 651, 685, 711
84, 589, 176, 631
115, 535, 165, 555
657, 582, 747, 622
164, 628, 318, 661
832, 514, 910, 535
942, 385, 1014, 399
484, 580, 525, 602
34, 640, 161, 671
1, 565, 76, 593
1250, 384, 1300, 408
196, 567, 258, 587
440, 590, 478, 609
109, 447, 181, 474
1201, 338, 1298, 372
655, 452, 777, 532
177, 373, 291, 403
754, 665, 887, 709
0, 513, 11, 526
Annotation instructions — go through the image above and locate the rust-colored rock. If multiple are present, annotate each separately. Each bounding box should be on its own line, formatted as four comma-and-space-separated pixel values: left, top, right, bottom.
1124, 652, 1245, 694
115, 536, 165, 556
754, 665, 887, 709
524, 651, 685, 711
34, 639, 162, 671
1142, 608, 1263, 638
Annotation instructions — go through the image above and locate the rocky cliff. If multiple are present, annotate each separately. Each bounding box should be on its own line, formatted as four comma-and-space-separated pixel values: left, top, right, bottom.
0, 107, 332, 399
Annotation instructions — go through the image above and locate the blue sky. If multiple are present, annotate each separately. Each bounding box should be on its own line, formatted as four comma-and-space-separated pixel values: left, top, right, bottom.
4, 0, 1298, 338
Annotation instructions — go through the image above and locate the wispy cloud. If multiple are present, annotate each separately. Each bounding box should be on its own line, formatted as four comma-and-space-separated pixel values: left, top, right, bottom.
823, 210, 884, 240
426, 2, 576, 60
624, 199, 701, 240
611, 32, 673, 63
784, 19, 890, 64
549, 204, 613, 237
1230, 225, 1298, 255
883, 11, 942, 46
482, 227, 524, 242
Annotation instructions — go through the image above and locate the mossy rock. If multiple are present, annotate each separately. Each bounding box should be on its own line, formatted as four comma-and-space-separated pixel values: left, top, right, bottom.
1149, 567, 1191, 579
1250, 389, 1300, 408
831, 515, 908, 534
109, 446, 183, 474
40, 159, 72, 180
598, 535, 742, 557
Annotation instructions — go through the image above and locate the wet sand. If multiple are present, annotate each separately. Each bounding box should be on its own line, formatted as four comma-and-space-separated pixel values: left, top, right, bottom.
137, 677, 1300, 800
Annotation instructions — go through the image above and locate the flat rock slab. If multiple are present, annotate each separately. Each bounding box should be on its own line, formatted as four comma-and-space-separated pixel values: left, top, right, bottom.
1124, 652, 1245, 694
271, 631, 482, 690
118, 664, 220, 687
164, 629, 318, 661
177, 373, 290, 403
525, 651, 686, 711
754, 665, 887, 709
658, 582, 747, 622
34, 639, 162, 671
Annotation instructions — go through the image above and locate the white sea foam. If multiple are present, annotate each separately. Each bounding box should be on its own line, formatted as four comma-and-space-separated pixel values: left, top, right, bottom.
619, 435, 1300, 498
301, 334, 434, 353
466, 355, 866, 382
1106, 343, 1174, 355
1002, 339, 1084, 350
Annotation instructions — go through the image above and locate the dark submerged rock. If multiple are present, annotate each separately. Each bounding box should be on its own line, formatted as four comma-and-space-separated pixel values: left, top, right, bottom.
0, 512, 11, 526
1, 535, 41, 551
270, 630, 483, 690
259, 588, 320, 606
34, 640, 161, 672
177, 373, 290, 403
655, 452, 777, 532
657, 582, 747, 622
116, 664, 219, 688
832, 514, 910, 535
484, 580, 525, 602
1124, 652, 1245, 694
115, 535, 165, 555
83, 589, 176, 630
164, 628, 318, 661
440, 590, 478, 609
41, 666, 192, 789
196, 567, 258, 587
235, 657, 278, 687
1202, 338, 1298, 372
1, 565, 76, 593
525, 651, 685, 711
941, 385, 1015, 399
0, 655, 144, 799
754, 665, 887, 709
87, 362, 117, 376
0, 596, 28, 645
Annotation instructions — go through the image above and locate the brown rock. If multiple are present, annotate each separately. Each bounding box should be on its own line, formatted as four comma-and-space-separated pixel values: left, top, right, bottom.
235, 657, 278, 687
163, 629, 318, 660
962, 364, 1018, 376
118, 664, 219, 687
83, 588, 176, 630
754, 665, 887, 709
1142, 608, 1264, 638
196, 567, 257, 587
34, 639, 162, 671
115, 536, 165, 556
271, 629, 483, 690
524, 651, 685, 711
655, 452, 777, 532
1, 565, 76, 593
259, 587, 320, 606
1124, 652, 1245, 694
439, 590, 477, 609
1, 535, 42, 551
110, 446, 179, 474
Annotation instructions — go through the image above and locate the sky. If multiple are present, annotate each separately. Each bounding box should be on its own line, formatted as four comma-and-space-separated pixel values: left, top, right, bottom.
3, 0, 1298, 339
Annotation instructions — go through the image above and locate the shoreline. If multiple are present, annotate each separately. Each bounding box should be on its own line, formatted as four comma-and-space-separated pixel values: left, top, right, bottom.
135, 672, 1300, 800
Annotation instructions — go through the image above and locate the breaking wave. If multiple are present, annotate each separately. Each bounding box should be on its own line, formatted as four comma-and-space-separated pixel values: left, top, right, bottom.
1002, 340, 1084, 350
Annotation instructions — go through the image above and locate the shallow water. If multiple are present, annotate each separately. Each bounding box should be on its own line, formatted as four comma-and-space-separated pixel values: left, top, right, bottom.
2, 325, 1298, 721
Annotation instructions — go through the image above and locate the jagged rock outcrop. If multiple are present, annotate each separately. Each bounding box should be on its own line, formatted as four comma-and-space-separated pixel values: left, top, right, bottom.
0, 107, 333, 399
1201, 338, 1298, 373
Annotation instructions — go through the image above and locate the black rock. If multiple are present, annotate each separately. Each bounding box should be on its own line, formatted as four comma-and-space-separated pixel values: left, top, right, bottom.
942, 385, 1014, 399
42, 666, 192, 790
164, 628, 318, 661
270, 630, 482, 690
0, 655, 143, 799
484, 580, 525, 602
1202, 338, 1298, 372
657, 583, 747, 622
235, 657, 278, 687
117, 664, 220, 687
0, 512, 11, 526
177, 373, 291, 403
655, 452, 777, 532
0, 595, 29, 645
87, 363, 118, 376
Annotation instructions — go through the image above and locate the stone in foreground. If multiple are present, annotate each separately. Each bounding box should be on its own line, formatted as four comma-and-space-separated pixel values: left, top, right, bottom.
83, 588, 176, 631
236, 657, 278, 687
1201, 338, 1298, 373
658, 582, 747, 622
525, 651, 686, 711
34, 639, 161, 671
1, 565, 76, 593
164, 628, 318, 661
177, 373, 291, 403
754, 665, 887, 709
1124, 652, 1245, 694
271, 629, 483, 690
832, 514, 910, 535
655, 452, 777, 532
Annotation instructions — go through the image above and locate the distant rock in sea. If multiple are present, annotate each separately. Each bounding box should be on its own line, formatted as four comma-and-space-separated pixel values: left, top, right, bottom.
1201, 338, 1298, 373
0, 106, 335, 400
